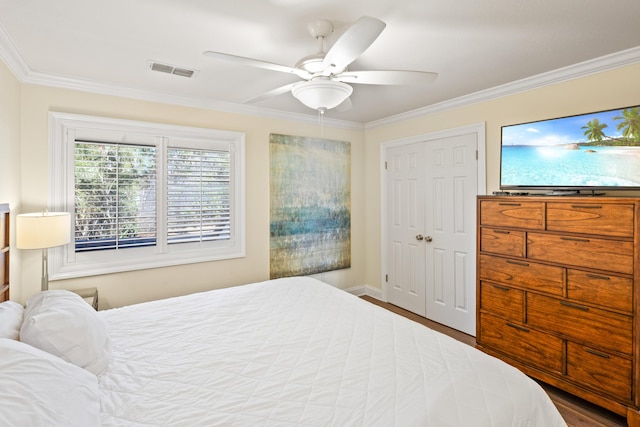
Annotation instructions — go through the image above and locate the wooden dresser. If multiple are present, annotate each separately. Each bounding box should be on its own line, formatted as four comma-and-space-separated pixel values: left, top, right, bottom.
476, 195, 639, 424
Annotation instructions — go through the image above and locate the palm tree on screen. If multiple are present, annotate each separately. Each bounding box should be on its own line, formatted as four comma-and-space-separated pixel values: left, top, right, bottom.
613, 107, 640, 143
581, 118, 608, 142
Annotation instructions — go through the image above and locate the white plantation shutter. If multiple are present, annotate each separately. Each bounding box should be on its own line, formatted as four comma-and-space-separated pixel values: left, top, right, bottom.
167, 148, 231, 244
74, 141, 157, 252
49, 112, 245, 279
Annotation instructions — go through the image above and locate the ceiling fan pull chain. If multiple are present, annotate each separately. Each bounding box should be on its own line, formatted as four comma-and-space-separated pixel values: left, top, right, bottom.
317, 108, 325, 136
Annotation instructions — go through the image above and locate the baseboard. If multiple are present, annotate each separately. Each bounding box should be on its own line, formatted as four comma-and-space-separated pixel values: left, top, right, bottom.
344, 284, 383, 300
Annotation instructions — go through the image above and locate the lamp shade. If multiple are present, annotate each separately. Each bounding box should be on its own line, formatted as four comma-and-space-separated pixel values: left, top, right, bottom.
16, 212, 71, 249
291, 79, 353, 111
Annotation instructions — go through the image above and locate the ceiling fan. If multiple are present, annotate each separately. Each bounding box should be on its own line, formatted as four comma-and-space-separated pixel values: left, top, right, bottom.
203, 16, 438, 113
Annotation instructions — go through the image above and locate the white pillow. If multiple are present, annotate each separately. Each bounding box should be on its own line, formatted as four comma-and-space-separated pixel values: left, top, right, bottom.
0, 300, 24, 340
21, 290, 111, 376
0, 338, 100, 426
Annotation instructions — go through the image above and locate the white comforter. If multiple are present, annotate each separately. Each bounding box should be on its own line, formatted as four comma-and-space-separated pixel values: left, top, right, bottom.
98, 277, 566, 426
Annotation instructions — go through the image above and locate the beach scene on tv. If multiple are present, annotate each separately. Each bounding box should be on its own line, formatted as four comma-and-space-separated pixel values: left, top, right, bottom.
501, 106, 640, 188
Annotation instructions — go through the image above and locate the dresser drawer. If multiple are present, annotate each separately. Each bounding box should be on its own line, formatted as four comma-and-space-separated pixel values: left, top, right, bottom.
567, 342, 632, 402
480, 227, 525, 257
479, 313, 563, 374
479, 254, 564, 296
547, 202, 634, 238
567, 269, 632, 313
479, 281, 524, 322
527, 232, 633, 275
479, 200, 544, 230
527, 293, 633, 355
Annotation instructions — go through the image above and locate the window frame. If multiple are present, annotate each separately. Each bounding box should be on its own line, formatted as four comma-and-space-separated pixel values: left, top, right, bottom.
49, 112, 246, 280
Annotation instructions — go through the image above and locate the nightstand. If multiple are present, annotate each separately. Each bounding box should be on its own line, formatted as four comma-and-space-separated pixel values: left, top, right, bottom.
72, 287, 99, 310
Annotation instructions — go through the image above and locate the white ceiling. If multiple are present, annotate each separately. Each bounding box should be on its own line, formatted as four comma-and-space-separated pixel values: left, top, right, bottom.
1, 0, 640, 125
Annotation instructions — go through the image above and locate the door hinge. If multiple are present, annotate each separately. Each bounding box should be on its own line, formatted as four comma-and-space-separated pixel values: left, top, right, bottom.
476, 150, 478, 160
385, 161, 387, 170
385, 274, 388, 282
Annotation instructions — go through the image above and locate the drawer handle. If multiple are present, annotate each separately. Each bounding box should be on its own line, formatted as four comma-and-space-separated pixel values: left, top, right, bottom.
506, 322, 529, 333
506, 259, 529, 267
560, 236, 590, 243
493, 230, 511, 235
498, 203, 521, 206
571, 205, 602, 209
560, 300, 589, 311
585, 273, 610, 280
585, 348, 610, 359
492, 284, 511, 291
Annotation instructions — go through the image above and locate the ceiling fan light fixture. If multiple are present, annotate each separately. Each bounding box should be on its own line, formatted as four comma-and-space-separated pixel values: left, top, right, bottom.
291, 79, 353, 111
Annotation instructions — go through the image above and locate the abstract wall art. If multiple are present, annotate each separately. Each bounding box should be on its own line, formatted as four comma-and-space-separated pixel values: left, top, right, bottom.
269, 133, 351, 279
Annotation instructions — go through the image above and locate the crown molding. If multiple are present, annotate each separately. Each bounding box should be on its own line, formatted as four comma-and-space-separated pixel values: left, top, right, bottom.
0, 23, 30, 79
366, 46, 640, 129
25, 69, 363, 128
26, 70, 362, 129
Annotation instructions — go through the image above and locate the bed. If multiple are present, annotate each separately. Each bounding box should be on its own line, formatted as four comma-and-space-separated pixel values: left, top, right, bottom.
1, 276, 566, 426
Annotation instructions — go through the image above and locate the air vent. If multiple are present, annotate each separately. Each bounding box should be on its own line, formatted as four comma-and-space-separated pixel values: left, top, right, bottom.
148, 61, 198, 78
171, 67, 195, 78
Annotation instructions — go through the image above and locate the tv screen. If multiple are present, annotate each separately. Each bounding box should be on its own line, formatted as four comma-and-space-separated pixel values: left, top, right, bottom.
500, 105, 640, 193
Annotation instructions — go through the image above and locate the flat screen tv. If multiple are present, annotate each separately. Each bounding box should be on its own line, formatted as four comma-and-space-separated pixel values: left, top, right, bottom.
500, 104, 640, 194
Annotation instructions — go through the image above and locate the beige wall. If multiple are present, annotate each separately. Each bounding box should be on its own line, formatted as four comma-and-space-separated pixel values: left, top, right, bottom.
363, 63, 640, 289
0, 60, 22, 301
13, 83, 365, 308
3, 58, 640, 307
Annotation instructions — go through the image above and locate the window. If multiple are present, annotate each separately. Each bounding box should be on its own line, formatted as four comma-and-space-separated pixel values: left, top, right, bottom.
49, 112, 245, 279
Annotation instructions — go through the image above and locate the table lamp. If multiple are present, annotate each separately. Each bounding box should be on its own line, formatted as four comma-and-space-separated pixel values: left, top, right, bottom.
17, 211, 71, 291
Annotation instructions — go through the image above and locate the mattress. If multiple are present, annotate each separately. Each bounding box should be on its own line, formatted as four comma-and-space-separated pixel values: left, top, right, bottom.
97, 277, 566, 426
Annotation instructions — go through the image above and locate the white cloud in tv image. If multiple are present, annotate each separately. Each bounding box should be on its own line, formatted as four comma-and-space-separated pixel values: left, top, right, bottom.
500, 105, 640, 190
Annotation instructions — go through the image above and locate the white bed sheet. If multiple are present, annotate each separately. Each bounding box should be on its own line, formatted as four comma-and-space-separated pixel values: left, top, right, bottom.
98, 277, 566, 426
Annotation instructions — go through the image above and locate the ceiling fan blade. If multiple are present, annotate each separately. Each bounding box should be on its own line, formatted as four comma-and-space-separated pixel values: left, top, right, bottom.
336, 70, 438, 85
322, 16, 386, 72
203, 51, 311, 79
243, 83, 296, 104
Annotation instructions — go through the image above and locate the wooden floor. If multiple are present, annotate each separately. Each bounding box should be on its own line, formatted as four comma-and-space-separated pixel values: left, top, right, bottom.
360, 296, 628, 427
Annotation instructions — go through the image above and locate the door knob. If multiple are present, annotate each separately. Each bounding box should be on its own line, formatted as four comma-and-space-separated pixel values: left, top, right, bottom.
425, 235, 433, 242
416, 234, 424, 241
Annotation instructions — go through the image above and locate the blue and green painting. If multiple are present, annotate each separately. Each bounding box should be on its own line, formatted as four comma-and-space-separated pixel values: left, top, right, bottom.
269, 134, 351, 279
